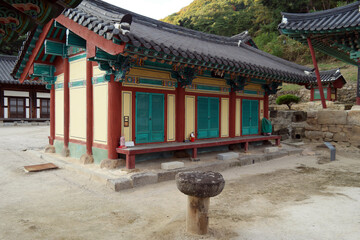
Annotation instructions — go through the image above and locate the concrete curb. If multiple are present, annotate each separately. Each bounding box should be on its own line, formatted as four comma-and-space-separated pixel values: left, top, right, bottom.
28, 147, 303, 192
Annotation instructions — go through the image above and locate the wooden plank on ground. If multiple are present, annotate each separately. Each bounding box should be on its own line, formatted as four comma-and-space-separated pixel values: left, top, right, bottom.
24, 163, 58, 172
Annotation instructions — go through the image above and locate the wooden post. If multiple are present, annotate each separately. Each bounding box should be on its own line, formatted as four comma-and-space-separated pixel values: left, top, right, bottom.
49, 85, 55, 145
307, 38, 327, 109
29, 90, 37, 119
229, 89, 236, 138
107, 75, 122, 159
176, 86, 185, 142
86, 56, 93, 155
310, 88, 314, 101
63, 57, 70, 155
264, 93, 269, 119
187, 196, 210, 235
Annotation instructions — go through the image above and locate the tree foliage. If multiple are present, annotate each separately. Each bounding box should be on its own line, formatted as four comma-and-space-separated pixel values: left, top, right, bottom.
276, 94, 301, 109
162, 0, 356, 64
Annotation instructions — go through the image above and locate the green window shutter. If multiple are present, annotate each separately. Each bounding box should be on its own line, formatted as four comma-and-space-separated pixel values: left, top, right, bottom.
314, 89, 320, 100
197, 97, 209, 139
151, 94, 164, 142
208, 97, 219, 138
136, 93, 150, 143
242, 99, 259, 135
250, 100, 259, 134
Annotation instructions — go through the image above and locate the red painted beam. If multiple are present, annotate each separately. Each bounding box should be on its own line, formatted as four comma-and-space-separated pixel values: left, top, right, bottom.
19, 20, 54, 83
264, 93, 269, 119
229, 90, 236, 138
49, 85, 55, 145
307, 38, 327, 109
175, 86, 185, 142
56, 15, 126, 55
86, 43, 94, 155
107, 75, 122, 159
64, 57, 70, 148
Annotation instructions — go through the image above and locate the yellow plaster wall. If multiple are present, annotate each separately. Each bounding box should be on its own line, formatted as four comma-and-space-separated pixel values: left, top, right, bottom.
221, 98, 229, 137
167, 94, 175, 141
69, 58, 86, 81
93, 65, 104, 76
55, 74, 64, 136
69, 87, 86, 140
260, 100, 264, 120
235, 99, 241, 136
128, 67, 171, 80
93, 83, 108, 144
122, 91, 132, 142
192, 77, 227, 86
185, 95, 195, 140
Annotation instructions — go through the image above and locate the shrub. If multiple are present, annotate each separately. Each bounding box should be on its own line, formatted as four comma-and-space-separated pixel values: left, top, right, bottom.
276, 94, 300, 110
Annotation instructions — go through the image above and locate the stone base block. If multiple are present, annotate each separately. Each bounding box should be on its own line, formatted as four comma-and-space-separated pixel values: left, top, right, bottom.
61, 147, 70, 157
100, 159, 125, 169
107, 178, 133, 191
161, 161, 184, 170
264, 147, 279, 153
131, 172, 158, 187
80, 153, 94, 164
217, 152, 239, 160
190, 158, 200, 162
44, 145, 55, 153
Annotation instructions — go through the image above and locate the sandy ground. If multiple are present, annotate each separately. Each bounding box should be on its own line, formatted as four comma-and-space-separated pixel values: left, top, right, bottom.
0, 126, 360, 240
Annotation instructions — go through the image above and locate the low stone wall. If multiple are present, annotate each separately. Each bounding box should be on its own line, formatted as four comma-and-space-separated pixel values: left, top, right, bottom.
270, 108, 360, 147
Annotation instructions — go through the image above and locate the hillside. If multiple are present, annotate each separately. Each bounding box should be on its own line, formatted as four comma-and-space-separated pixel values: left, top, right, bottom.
162, 0, 356, 65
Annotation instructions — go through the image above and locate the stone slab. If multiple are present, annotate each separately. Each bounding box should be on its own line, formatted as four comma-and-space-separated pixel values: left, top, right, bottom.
131, 172, 158, 187
161, 161, 184, 170
266, 151, 288, 161
217, 152, 239, 160
107, 178, 133, 192
317, 110, 347, 125
264, 147, 279, 153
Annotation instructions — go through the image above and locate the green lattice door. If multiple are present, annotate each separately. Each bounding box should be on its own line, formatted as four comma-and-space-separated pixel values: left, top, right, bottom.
242, 99, 259, 135
135, 92, 164, 143
197, 97, 219, 139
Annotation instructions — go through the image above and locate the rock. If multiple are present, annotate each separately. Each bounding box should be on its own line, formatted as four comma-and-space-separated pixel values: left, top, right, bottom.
131, 172, 158, 187
100, 159, 125, 169
176, 171, 225, 198
107, 178, 133, 191
217, 152, 239, 160
61, 147, 70, 157
161, 161, 184, 170
80, 153, 94, 164
348, 125, 360, 143
264, 147, 279, 153
44, 145, 55, 153
347, 110, 360, 126
333, 132, 348, 142
305, 131, 324, 140
317, 110, 347, 125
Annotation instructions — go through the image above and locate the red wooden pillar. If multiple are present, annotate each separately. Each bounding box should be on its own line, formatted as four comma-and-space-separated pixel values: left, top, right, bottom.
307, 38, 327, 108
264, 93, 269, 119
176, 86, 186, 142
63, 57, 70, 149
229, 89, 236, 138
86, 58, 93, 155
107, 75, 122, 159
310, 88, 314, 101
49, 85, 55, 145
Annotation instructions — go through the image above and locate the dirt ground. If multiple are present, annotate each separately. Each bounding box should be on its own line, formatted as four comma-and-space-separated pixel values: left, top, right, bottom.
0, 126, 360, 240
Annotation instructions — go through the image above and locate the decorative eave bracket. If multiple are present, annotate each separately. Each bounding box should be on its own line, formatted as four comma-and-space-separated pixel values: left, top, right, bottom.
171, 67, 197, 87
262, 82, 282, 95
226, 75, 247, 91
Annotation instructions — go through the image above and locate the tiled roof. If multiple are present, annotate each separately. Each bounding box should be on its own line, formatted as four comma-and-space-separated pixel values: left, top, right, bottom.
279, 2, 360, 32
13, 0, 345, 85
0, 54, 43, 85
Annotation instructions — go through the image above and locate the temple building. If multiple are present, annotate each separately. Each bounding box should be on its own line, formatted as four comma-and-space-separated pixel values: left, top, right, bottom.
0, 55, 49, 122
12, 0, 345, 168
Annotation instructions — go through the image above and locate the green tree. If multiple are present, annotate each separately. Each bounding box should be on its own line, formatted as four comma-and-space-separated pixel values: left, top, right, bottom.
276, 94, 301, 109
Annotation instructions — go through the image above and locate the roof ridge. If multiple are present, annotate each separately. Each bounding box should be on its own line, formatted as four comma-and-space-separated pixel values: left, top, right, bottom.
281, 1, 359, 20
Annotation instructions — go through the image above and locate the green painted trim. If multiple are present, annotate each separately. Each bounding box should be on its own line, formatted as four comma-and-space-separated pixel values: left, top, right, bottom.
92, 147, 108, 164
69, 53, 86, 62
197, 84, 221, 92
250, 78, 266, 84
244, 90, 258, 95
69, 80, 85, 87
55, 83, 64, 89
139, 78, 163, 86
68, 142, 86, 159
54, 140, 64, 154
92, 76, 106, 84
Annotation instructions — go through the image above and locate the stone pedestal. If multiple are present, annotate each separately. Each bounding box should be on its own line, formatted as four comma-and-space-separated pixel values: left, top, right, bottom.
100, 159, 125, 169
61, 147, 70, 157
80, 153, 94, 164
44, 145, 55, 153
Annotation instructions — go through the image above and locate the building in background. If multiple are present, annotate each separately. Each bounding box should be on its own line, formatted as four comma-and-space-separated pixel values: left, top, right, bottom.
0, 55, 50, 122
